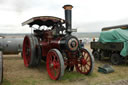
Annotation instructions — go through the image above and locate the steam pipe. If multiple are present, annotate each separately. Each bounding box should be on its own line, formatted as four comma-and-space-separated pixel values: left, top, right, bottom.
63, 5, 73, 34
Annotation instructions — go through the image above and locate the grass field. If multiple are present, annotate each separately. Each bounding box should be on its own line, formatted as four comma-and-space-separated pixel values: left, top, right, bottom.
2, 44, 128, 85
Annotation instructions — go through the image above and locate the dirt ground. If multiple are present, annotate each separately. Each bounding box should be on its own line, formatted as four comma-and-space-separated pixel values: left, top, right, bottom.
2, 44, 128, 85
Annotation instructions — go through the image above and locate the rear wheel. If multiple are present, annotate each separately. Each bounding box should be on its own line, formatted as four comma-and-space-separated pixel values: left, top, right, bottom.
111, 53, 122, 65
46, 49, 64, 80
23, 35, 41, 67
75, 48, 94, 75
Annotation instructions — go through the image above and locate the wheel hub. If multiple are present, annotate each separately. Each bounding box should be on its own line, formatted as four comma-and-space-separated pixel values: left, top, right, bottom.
53, 62, 59, 69
50, 63, 54, 67
81, 58, 87, 65
26, 48, 30, 56
50, 62, 59, 69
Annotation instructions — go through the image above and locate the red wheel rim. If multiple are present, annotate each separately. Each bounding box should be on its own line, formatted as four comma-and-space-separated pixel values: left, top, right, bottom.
75, 49, 92, 74
23, 36, 31, 67
46, 50, 61, 80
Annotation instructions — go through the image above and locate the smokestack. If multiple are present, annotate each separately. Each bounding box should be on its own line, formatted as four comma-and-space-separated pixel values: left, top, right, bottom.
63, 5, 73, 34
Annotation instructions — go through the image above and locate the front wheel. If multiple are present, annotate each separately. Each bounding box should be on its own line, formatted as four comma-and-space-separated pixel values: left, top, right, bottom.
46, 49, 64, 80
92, 51, 101, 61
75, 48, 94, 75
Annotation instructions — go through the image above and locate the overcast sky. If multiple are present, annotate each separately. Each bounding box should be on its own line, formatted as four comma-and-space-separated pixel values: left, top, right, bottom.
1, 0, 128, 33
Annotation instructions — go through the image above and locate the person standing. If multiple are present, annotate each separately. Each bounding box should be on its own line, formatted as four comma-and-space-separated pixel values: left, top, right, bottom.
79, 40, 84, 48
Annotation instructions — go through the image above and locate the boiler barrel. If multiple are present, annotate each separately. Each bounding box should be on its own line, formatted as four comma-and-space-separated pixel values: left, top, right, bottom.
0, 37, 23, 54
0, 51, 3, 84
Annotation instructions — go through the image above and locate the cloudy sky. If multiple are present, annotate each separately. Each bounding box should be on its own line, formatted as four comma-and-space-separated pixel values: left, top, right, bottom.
0, 0, 128, 33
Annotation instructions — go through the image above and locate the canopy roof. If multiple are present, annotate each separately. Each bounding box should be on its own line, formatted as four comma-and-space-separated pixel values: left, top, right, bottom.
22, 16, 65, 27
102, 24, 128, 31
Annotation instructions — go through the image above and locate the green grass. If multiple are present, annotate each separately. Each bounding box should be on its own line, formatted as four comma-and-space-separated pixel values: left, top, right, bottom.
2, 79, 11, 85
62, 71, 85, 81
43, 71, 86, 84
3, 54, 128, 85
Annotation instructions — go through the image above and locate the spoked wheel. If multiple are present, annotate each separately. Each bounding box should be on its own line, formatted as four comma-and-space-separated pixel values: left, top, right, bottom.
0, 51, 3, 84
23, 35, 41, 67
111, 53, 122, 65
75, 48, 94, 75
46, 49, 64, 80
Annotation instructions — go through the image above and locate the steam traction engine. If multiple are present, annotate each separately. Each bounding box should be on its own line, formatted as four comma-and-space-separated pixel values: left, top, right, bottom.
22, 5, 94, 80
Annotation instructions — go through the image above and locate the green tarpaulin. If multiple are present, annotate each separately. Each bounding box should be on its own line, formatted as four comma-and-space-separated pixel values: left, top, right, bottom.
99, 28, 128, 57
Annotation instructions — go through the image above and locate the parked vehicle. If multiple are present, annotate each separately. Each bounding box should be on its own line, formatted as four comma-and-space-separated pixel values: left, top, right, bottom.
91, 24, 128, 65
22, 5, 94, 80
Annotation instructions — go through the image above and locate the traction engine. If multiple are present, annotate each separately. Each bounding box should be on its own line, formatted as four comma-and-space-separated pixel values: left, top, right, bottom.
22, 5, 94, 80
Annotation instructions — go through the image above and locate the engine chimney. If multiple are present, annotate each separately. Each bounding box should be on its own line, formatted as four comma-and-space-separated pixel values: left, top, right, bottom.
63, 5, 73, 34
